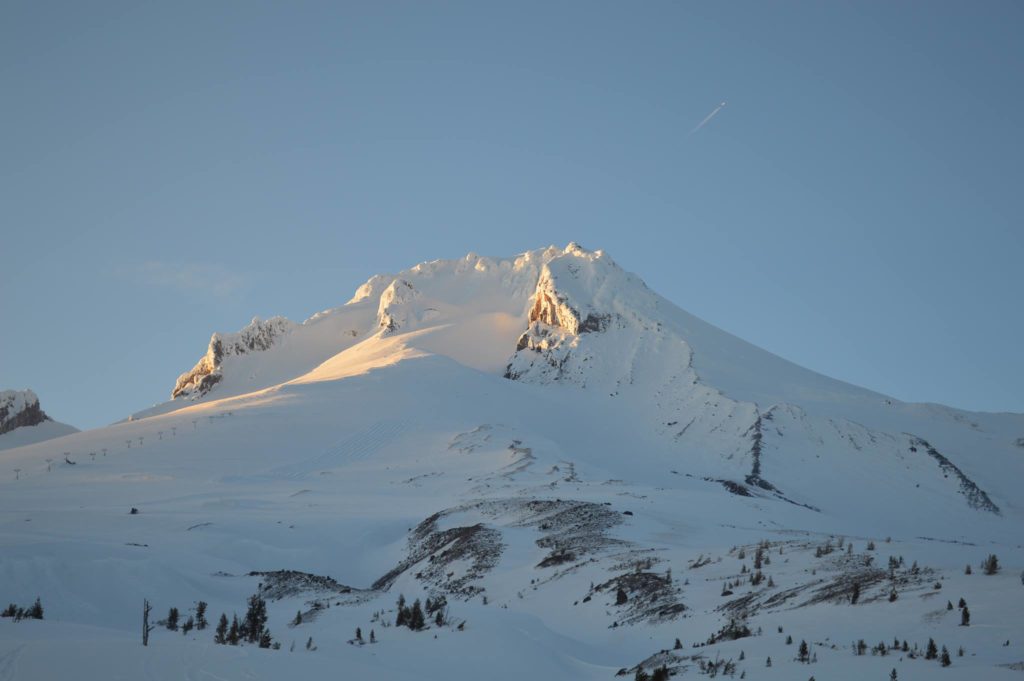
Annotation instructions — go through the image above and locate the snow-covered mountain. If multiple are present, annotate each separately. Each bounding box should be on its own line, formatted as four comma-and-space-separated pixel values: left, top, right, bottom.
0, 389, 77, 451
153, 243, 1021, 527
2, 244, 1022, 680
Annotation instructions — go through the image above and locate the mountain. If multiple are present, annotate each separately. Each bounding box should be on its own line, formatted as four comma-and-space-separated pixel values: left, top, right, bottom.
1, 244, 1021, 681
0, 389, 78, 451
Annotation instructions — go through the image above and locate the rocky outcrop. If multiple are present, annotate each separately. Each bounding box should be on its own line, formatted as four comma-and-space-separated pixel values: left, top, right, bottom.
172, 316, 297, 399
376, 279, 420, 335
0, 390, 49, 435
505, 252, 619, 381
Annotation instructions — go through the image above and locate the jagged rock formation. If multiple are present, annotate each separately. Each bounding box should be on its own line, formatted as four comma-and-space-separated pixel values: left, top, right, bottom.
171, 316, 296, 399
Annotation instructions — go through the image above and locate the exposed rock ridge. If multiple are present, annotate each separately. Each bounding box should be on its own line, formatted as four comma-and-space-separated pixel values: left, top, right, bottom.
171, 316, 297, 399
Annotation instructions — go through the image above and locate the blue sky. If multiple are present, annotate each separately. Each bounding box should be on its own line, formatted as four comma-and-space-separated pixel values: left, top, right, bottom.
2, 1, 1022, 429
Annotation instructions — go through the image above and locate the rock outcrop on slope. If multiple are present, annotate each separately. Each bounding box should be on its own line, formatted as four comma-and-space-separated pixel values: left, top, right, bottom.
172, 316, 297, 399
0, 390, 49, 435
0, 389, 79, 451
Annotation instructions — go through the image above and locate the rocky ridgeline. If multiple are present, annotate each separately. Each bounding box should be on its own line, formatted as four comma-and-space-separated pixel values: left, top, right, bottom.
171, 316, 296, 399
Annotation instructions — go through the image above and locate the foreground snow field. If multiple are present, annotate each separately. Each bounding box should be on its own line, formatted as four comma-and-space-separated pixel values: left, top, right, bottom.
2, 245, 1022, 680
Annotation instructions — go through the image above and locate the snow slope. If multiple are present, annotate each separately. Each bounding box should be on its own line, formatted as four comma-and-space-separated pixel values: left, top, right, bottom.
1, 244, 1022, 680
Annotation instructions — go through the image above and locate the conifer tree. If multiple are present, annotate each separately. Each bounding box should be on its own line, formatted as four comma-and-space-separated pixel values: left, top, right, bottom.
409, 599, 426, 630
798, 639, 809, 663
228, 615, 241, 645
961, 606, 970, 626
243, 593, 268, 644
396, 595, 408, 627
215, 613, 228, 644
167, 607, 179, 631
925, 638, 938, 660
940, 646, 951, 666
195, 601, 208, 630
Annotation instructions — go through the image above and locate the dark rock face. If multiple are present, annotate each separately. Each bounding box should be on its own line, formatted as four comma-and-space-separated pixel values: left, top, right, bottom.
0, 393, 50, 436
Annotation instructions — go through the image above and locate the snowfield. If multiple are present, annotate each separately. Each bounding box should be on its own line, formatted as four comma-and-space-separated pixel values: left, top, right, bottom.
1, 244, 1022, 680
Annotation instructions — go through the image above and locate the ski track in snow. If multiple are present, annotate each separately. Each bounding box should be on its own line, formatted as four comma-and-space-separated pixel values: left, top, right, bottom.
0, 645, 22, 681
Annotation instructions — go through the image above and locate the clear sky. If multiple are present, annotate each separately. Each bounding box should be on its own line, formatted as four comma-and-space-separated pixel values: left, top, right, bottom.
2, 1, 1022, 429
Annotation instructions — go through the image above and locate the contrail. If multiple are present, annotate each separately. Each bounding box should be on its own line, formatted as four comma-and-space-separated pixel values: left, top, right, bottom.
690, 101, 726, 135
